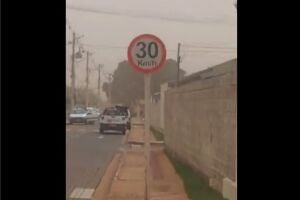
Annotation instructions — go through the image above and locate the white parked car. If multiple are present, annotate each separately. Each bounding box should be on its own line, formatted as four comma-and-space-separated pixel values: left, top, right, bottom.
69, 108, 99, 124
115, 105, 131, 130
99, 107, 127, 134
87, 107, 101, 118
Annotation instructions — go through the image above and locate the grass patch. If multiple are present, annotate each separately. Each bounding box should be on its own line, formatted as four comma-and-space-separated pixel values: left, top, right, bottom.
150, 126, 164, 141
165, 150, 226, 200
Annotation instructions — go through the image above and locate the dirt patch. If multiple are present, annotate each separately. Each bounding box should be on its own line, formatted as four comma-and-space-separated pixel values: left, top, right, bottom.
118, 166, 145, 181
124, 151, 145, 167
150, 151, 163, 180
149, 150, 188, 199
108, 180, 145, 199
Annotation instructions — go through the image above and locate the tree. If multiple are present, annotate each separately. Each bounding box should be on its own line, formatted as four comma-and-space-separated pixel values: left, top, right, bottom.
66, 85, 103, 110
102, 82, 113, 100
150, 59, 185, 94
102, 59, 186, 106
66, 86, 72, 111
111, 60, 144, 105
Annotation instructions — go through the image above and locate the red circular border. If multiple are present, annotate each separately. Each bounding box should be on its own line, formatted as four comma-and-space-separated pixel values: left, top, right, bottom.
127, 34, 167, 74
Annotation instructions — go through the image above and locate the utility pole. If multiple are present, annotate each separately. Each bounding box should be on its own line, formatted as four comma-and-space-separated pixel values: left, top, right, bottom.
70, 32, 76, 110
85, 51, 90, 109
108, 73, 113, 106
176, 43, 181, 87
97, 64, 103, 108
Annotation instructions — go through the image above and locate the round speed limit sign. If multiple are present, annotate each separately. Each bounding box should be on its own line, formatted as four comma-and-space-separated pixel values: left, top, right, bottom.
127, 34, 167, 74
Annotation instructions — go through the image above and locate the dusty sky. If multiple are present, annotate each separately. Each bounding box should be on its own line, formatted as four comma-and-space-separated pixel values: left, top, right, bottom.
66, 0, 237, 99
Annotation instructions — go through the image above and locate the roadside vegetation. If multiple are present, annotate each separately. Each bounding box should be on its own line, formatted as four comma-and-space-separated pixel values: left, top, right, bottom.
66, 86, 103, 110
165, 151, 226, 200
150, 126, 226, 200
102, 59, 186, 106
150, 126, 164, 141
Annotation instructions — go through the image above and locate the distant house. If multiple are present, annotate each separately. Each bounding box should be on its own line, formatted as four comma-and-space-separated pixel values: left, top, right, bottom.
151, 92, 160, 103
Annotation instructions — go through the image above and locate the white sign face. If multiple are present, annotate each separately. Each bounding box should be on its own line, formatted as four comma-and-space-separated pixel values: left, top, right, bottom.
127, 34, 166, 74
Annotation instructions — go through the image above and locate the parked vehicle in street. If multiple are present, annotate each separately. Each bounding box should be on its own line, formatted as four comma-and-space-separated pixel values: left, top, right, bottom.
87, 107, 101, 118
99, 107, 127, 134
115, 105, 131, 130
69, 108, 99, 124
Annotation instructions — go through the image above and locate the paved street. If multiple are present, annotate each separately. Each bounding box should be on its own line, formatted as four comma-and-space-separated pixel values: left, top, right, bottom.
66, 123, 124, 199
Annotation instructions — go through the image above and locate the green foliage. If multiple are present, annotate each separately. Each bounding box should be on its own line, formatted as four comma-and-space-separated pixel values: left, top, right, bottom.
150, 59, 185, 94
111, 60, 144, 105
150, 126, 164, 141
103, 59, 186, 105
166, 151, 226, 200
102, 82, 110, 98
66, 86, 102, 109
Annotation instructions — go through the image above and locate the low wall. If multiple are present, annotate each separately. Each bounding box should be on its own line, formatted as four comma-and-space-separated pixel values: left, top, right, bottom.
164, 59, 237, 195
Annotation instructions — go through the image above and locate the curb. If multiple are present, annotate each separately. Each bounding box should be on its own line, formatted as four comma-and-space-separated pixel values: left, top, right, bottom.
127, 141, 165, 145
121, 130, 130, 145
132, 123, 144, 126
91, 153, 122, 200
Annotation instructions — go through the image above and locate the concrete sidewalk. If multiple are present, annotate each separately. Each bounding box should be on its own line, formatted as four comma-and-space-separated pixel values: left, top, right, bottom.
149, 150, 189, 200
127, 125, 158, 145
92, 125, 189, 200
107, 150, 146, 200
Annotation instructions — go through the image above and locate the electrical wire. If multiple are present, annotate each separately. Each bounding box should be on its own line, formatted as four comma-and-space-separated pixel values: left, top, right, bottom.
66, 4, 224, 24
182, 43, 237, 50
82, 43, 235, 52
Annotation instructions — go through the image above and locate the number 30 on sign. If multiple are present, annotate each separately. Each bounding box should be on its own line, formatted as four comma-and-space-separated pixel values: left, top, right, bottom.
127, 34, 167, 74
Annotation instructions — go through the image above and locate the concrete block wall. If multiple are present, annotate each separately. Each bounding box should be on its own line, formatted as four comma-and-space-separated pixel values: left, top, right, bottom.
160, 83, 169, 131
164, 59, 237, 196
150, 98, 161, 131
150, 82, 170, 132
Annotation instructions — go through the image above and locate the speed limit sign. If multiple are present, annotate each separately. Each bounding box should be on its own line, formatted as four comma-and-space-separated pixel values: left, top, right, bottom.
127, 34, 166, 74
127, 34, 166, 190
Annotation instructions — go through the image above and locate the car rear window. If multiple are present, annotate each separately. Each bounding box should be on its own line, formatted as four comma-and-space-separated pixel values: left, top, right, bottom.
103, 109, 124, 116
115, 106, 128, 116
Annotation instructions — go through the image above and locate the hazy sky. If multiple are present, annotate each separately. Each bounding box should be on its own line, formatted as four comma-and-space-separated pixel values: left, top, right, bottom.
66, 0, 237, 98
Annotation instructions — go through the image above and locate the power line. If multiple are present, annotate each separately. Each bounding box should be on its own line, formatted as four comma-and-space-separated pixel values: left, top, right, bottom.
66, 18, 74, 32
66, 18, 85, 46
82, 43, 235, 52
82, 43, 179, 53
66, 4, 221, 24
184, 50, 236, 53
181, 43, 237, 50
190, 41, 237, 46
73, 41, 236, 55
82, 43, 127, 49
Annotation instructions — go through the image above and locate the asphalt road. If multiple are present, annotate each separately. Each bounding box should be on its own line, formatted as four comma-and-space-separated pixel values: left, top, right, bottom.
66, 122, 124, 199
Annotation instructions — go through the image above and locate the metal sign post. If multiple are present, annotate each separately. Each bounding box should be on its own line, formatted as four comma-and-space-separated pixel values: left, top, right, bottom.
144, 74, 151, 199
127, 34, 166, 200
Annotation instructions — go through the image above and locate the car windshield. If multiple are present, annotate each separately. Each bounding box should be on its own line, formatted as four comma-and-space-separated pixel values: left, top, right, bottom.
72, 109, 86, 114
